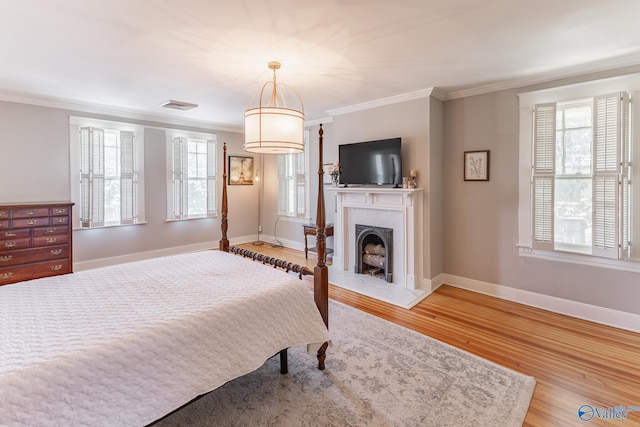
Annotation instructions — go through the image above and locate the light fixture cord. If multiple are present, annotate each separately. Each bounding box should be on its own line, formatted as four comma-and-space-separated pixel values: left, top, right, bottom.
270, 67, 278, 107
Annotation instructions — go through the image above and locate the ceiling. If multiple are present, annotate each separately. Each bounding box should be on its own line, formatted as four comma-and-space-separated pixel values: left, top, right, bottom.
2, 0, 640, 130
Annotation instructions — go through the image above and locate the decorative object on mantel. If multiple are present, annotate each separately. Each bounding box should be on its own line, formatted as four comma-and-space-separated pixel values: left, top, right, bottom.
244, 61, 305, 154
327, 161, 341, 187
408, 168, 417, 188
464, 150, 490, 181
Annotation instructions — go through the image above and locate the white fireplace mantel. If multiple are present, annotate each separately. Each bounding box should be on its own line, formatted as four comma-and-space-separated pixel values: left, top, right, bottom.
327, 186, 424, 297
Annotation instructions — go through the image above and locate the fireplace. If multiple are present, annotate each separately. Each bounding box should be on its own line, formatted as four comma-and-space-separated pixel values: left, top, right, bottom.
329, 186, 424, 292
355, 224, 393, 282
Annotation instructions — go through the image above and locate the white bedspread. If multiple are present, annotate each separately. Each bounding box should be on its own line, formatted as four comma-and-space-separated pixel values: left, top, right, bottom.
0, 250, 330, 426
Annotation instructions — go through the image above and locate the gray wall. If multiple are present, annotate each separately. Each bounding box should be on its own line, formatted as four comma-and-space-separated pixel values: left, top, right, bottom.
443, 89, 640, 316
0, 100, 255, 265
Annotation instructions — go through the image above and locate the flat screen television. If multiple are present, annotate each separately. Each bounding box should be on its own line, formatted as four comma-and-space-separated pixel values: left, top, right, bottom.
338, 138, 402, 187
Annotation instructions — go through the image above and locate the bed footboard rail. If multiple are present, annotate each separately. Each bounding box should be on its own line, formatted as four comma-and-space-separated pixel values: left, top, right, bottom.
230, 246, 313, 279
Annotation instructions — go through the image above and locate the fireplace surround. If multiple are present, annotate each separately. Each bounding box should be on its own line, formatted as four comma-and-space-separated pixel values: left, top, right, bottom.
329, 187, 424, 292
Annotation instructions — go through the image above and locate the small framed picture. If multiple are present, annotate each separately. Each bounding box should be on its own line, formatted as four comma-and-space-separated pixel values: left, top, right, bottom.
228, 156, 254, 185
464, 150, 490, 181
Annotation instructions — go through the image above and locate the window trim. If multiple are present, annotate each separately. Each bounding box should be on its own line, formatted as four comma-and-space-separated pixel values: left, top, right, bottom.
165, 130, 217, 221
276, 130, 311, 219
518, 73, 640, 269
69, 117, 145, 230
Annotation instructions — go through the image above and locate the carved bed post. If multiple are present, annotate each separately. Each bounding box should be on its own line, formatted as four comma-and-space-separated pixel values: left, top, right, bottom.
315, 124, 329, 370
219, 142, 230, 252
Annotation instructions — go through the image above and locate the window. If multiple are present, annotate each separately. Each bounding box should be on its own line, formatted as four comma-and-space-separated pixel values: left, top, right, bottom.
532, 93, 630, 259
277, 130, 310, 218
518, 73, 640, 266
70, 118, 145, 228
167, 134, 216, 220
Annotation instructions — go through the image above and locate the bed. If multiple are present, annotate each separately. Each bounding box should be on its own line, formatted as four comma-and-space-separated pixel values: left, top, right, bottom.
0, 126, 331, 426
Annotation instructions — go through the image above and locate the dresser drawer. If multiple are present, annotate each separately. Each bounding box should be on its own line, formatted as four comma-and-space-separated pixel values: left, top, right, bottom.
12, 217, 51, 228
33, 226, 69, 237
0, 238, 31, 252
0, 259, 71, 285
51, 206, 70, 216
51, 216, 69, 225
33, 235, 69, 247
0, 245, 69, 267
1, 229, 30, 240
12, 208, 50, 219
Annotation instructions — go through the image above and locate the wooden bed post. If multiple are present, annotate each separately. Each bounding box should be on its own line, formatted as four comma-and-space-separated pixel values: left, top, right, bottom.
315, 124, 329, 370
221, 130, 328, 371
219, 142, 230, 252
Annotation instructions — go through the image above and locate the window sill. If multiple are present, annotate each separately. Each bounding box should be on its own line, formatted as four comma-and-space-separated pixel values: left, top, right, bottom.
73, 221, 148, 231
165, 215, 217, 223
277, 215, 313, 225
517, 245, 640, 274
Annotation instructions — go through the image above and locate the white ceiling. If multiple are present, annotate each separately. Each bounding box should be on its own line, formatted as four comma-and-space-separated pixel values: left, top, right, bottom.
2, 0, 640, 129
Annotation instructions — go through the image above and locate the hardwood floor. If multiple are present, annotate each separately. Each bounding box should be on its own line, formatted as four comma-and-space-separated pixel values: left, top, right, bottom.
236, 243, 640, 426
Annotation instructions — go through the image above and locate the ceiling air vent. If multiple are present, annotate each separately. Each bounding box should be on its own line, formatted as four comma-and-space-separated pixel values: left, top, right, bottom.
160, 100, 198, 111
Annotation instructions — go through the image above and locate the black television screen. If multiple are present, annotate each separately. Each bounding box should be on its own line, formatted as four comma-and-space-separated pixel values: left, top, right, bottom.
338, 138, 402, 187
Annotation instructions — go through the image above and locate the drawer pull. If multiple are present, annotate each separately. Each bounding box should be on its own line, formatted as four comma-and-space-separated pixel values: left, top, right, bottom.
50, 264, 63, 271
46, 237, 57, 243
50, 249, 63, 256
4, 242, 16, 248
3, 232, 16, 237
55, 208, 66, 214
0, 255, 12, 262
47, 228, 57, 233
26, 210, 36, 215
0, 272, 13, 279
26, 219, 37, 225
55, 218, 66, 223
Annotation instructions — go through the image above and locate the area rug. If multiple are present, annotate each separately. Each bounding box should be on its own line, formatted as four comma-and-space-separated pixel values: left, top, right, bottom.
154, 300, 535, 426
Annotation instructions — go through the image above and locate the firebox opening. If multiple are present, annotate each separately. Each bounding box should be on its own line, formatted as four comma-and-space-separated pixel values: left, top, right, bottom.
355, 224, 393, 283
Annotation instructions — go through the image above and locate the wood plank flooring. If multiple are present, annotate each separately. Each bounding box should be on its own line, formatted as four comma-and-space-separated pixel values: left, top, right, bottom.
236, 243, 640, 426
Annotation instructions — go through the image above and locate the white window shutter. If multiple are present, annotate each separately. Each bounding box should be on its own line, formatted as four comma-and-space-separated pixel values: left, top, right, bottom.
532, 103, 555, 250
91, 128, 105, 228
277, 155, 289, 215
295, 151, 306, 217
206, 139, 216, 217
592, 93, 628, 258
172, 137, 187, 219
79, 127, 91, 227
619, 92, 631, 259
120, 130, 135, 224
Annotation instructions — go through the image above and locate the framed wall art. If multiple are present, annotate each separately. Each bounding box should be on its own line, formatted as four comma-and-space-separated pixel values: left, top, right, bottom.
228, 156, 254, 185
464, 150, 490, 181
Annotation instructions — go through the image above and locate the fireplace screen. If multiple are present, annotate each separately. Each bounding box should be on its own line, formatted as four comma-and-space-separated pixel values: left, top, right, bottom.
355, 224, 393, 282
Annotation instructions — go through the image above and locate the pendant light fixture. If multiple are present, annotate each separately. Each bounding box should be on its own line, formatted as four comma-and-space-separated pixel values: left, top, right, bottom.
244, 61, 305, 154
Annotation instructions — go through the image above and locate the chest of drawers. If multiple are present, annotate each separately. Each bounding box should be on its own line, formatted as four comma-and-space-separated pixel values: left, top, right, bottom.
0, 203, 73, 286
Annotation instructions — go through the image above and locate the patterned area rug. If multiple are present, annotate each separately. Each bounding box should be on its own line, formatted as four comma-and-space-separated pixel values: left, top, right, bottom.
154, 300, 535, 426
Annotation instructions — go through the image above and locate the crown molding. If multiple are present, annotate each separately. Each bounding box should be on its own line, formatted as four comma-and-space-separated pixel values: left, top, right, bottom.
445, 61, 640, 100
305, 116, 333, 127
0, 92, 244, 134
326, 88, 439, 116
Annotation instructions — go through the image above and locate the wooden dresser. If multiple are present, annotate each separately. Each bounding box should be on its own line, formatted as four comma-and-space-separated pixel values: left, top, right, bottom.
0, 202, 73, 286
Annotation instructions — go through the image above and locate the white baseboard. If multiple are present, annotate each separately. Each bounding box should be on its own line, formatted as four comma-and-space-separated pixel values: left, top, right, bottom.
439, 273, 640, 333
